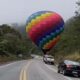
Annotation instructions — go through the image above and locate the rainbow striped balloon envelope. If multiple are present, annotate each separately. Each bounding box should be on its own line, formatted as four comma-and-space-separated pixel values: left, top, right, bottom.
26, 11, 64, 53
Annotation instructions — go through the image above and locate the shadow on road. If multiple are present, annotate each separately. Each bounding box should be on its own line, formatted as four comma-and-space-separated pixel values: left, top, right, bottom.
65, 74, 80, 79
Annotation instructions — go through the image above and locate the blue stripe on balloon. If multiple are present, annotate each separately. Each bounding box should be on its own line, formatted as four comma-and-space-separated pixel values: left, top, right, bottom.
35, 21, 64, 46
39, 28, 64, 48
26, 11, 52, 25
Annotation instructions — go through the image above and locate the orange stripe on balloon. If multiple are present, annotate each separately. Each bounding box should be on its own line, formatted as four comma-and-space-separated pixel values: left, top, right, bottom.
43, 36, 60, 49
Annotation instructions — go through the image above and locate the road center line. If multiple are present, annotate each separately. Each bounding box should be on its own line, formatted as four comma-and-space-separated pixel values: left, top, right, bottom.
20, 69, 23, 80
20, 61, 32, 80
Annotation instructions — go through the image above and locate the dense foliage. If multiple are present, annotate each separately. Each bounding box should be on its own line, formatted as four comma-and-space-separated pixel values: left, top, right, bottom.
0, 24, 30, 62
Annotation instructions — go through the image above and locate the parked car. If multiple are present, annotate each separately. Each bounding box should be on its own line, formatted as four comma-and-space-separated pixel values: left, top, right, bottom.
43, 55, 54, 65
58, 60, 80, 77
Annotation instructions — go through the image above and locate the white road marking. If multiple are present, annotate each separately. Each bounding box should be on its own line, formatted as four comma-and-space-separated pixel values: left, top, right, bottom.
38, 64, 55, 80
45, 64, 57, 72
0, 62, 17, 69
45, 64, 72, 80
0, 60, 27, 69
64, 76, 73, 80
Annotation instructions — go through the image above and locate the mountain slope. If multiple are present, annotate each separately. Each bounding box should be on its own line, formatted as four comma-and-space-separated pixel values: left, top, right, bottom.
0, 24, 30, 62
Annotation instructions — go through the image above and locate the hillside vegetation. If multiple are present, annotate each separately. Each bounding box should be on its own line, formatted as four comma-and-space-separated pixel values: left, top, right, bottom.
0, 24, 30, 63
51, 17, 80, 62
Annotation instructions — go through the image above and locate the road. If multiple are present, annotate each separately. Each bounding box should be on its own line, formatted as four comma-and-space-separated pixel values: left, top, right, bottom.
0, 59, 80, 80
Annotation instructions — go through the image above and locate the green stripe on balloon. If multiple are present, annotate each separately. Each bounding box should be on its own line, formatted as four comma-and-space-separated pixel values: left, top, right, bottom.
39, 28, 64, 48
41, 28, 64, 48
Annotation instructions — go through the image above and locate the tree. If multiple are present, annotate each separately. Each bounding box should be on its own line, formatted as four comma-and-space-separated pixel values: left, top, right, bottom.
75, 0, 80, 17
0, 24, 30, 58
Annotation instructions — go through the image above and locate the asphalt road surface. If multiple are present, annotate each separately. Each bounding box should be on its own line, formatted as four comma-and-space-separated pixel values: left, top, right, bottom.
0, 59, 80, 80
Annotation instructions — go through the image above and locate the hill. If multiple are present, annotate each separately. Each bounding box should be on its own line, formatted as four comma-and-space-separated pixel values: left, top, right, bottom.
0, 24, 30, 63
10, 23, 26, 36
51, 17, 80, 62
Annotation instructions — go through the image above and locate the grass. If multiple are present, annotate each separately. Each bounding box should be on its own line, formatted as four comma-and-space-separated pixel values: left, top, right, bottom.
54, 51, 80, 64
0, 53, 32, 65
65, 52, 80, 61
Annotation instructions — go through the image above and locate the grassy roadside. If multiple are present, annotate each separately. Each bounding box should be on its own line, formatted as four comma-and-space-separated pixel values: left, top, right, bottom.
0, 55, 31, 65
53, 52, 80, 64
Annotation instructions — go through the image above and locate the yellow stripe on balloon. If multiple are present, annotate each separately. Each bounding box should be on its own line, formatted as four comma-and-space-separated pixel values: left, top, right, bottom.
26, 23, 33, 32
43, 40, 52, 49
40, 13, 53, 20
43, 43, 50, 49
43, 13, 53, 17
26, 17, 41, 32
26, 13, 53, 32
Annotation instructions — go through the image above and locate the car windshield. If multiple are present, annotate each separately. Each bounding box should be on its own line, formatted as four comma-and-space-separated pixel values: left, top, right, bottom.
65, 60, 80, 65
47, 56, 53, 58
45, 55, 53, 58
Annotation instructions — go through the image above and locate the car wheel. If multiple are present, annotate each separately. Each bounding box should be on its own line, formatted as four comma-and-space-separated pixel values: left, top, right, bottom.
62, 70, 67, 75
45, 61, 47, 64
58, 69, 60, 73
52, 62, 54, 65
78, 75, 80, 77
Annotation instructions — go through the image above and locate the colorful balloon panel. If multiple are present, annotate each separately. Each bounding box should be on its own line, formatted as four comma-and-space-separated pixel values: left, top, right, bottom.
26, 11, 64, 52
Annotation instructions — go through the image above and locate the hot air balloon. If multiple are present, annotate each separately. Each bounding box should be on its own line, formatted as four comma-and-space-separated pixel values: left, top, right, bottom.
26, 11, 64, 54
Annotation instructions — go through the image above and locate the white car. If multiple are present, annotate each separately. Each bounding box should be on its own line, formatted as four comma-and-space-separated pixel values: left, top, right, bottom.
43, 55, 54, 65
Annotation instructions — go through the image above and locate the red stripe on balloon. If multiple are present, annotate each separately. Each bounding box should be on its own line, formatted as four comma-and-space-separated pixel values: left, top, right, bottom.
28, 14, 62, 42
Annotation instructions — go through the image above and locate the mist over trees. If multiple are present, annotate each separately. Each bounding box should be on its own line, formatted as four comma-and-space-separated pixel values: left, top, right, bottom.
75, 0, 80, 17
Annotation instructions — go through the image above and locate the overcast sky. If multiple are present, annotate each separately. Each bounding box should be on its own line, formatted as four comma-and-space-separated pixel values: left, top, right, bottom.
0, 0, 77, 25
